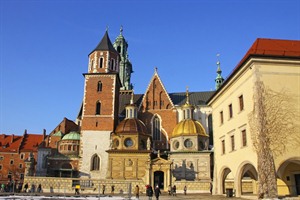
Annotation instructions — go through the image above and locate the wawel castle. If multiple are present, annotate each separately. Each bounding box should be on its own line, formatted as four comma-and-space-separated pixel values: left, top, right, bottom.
1, 28, 299, 197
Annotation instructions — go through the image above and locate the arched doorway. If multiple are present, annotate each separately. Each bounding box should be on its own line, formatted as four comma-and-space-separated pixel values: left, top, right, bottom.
154, 171, 164, 189
236, 163, 258, 197
277, 158, 300, 196
220, 167, 232, 194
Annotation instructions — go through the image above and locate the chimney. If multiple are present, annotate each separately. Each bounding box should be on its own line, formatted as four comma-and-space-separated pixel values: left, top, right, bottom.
43, 129, 46, 140
23, 129, 27, 136
11, 134, 14, 143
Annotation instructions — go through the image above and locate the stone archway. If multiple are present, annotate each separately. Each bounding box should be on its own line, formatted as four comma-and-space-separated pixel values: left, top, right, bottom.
235, 162, 258, 197
277, 158, 300, 196
219, 167, 232, 195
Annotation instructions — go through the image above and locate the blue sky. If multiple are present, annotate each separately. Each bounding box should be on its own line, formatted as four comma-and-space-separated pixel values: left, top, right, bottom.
1, 0, 299, 135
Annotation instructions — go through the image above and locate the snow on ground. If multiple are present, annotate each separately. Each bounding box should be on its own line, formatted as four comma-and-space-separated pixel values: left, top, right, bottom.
0, 196, 136, 200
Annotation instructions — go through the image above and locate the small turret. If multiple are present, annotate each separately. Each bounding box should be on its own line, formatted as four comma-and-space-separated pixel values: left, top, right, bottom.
215, 54, 224, 90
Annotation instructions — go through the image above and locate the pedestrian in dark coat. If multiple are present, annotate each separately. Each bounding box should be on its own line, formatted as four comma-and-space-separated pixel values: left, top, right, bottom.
146, 185, 153, 200
154, 185, 161, 200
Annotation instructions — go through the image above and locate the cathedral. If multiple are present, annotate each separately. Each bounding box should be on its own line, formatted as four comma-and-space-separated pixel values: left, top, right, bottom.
28, 27, 215, 193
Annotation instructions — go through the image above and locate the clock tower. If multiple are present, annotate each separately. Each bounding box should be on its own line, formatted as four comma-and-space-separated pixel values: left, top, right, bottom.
79, 30, 121, 179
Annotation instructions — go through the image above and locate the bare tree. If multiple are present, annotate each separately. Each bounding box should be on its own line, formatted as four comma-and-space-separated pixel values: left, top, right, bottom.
248, 80, 300, 199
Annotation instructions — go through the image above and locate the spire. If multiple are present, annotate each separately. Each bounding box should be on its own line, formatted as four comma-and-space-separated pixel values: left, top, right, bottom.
130, 90, 134, 105
215, 54, 224, 90
93, 30, 118, 54
185, 86, 190, 105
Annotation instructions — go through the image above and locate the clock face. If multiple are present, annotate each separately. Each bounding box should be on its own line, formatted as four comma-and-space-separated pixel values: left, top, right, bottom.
184, 139, 193, 148
124, 138, 133, 147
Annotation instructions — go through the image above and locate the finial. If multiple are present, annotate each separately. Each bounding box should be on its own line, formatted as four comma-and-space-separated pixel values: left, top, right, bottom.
154, 67, 158, 73
120, 25, 123, 35
186, 86, 190, 105
106, 25, 109, 32
130, 90, 134, 104
216, 53, 220, 66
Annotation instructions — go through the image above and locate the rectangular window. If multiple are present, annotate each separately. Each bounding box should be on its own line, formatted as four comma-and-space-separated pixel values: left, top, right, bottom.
229, 104, 233, 118
10, 160, 14, 165
20, 174, 24, 180
0, 156, 3, 160
220, 111, 224, 125
0, 165, 2, 170
221, 140, 225, 154
19, 164, 23, 169
231, 135, 235, 151
20, 153, 24, 160
239, 95, 244, 111
242, 130, 247, 147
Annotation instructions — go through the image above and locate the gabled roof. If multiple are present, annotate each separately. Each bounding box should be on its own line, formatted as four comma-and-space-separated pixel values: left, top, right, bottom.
138, 69, 175, 110
91, 31, 119, 55
207, 38, 300, 104
21, 134, 44, 151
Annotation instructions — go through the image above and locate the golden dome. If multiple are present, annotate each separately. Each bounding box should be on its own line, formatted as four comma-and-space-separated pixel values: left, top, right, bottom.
115, 118, 148, 135
172, 119, 208, 138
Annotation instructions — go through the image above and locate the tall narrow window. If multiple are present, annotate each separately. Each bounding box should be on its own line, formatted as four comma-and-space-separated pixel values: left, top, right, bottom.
229, 104, 233, 118
97, 81, 102, 92
153, 116, 161, 141
231, 135, 235, 151
99, 57, 103, 68
242, 130, 247, 147
111, 59, 115, 70
91, 154, 100, 171
221, 140, 225, 154
220, 111, 224, 125
96, 101, 101, 115
239, 95, 244, 111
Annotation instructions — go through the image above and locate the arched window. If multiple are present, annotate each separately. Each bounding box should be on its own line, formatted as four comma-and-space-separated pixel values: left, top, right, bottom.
97, 81, 102, 92
96, 101, 101, 115
117, 46, 121, 53
152, 116, 161, 141
91, 154, 100, 171
111, 59, 115, 70
99, 57, 103, 68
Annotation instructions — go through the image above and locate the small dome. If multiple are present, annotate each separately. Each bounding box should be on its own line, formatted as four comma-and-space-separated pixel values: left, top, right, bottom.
115, 118, 148, 135
172, 119, 208, 138
62, 131, 80, 140
53, 130, 63, 137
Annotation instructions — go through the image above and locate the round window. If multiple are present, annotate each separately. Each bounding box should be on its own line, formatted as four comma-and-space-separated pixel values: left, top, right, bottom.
184, 139, 193, 148
173, 140, 179, 150
124, 138, 133, 147
113, 139, 119, 148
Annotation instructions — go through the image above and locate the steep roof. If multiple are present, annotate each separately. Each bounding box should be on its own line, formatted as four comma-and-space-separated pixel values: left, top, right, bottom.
92, 31, 119, 54
207, 38, 300, 104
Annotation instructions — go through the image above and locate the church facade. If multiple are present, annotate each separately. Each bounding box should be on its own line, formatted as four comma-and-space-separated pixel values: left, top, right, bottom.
29, 28, 214, 193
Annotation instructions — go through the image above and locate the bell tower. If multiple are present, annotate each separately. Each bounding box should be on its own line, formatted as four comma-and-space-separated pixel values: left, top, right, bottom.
79, 30, 121, 179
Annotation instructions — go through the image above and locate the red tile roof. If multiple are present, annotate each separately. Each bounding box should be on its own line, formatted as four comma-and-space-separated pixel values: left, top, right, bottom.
0, 133, 45, 153
207, 38, 300, 104
235, 38, 300, 71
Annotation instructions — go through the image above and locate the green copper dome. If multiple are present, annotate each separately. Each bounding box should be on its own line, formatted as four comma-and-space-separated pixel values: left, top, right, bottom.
62, 132, 80, 140
53, 131, 63, 137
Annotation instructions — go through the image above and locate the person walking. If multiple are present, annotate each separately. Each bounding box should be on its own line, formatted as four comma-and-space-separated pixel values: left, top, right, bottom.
172, 185, 176, 196
37, 184, 42, 193
184, 185, 187, 195
111, 185, 115, 194
154, 185, 161, 200
24, 183, 28, 193
134, 185, 140, 199
146, 185, 153, 200
102, 184, 106, 194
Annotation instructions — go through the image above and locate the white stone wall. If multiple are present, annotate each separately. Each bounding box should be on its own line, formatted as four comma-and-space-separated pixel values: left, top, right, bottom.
80, 130, 111, 179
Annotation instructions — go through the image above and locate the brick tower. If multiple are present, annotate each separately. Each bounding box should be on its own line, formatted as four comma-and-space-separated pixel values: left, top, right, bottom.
79, 30, 121, 179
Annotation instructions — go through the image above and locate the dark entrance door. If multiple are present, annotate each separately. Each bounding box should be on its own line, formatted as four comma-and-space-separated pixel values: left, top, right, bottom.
295, 174, 300, 195
154, 171, 164, 189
